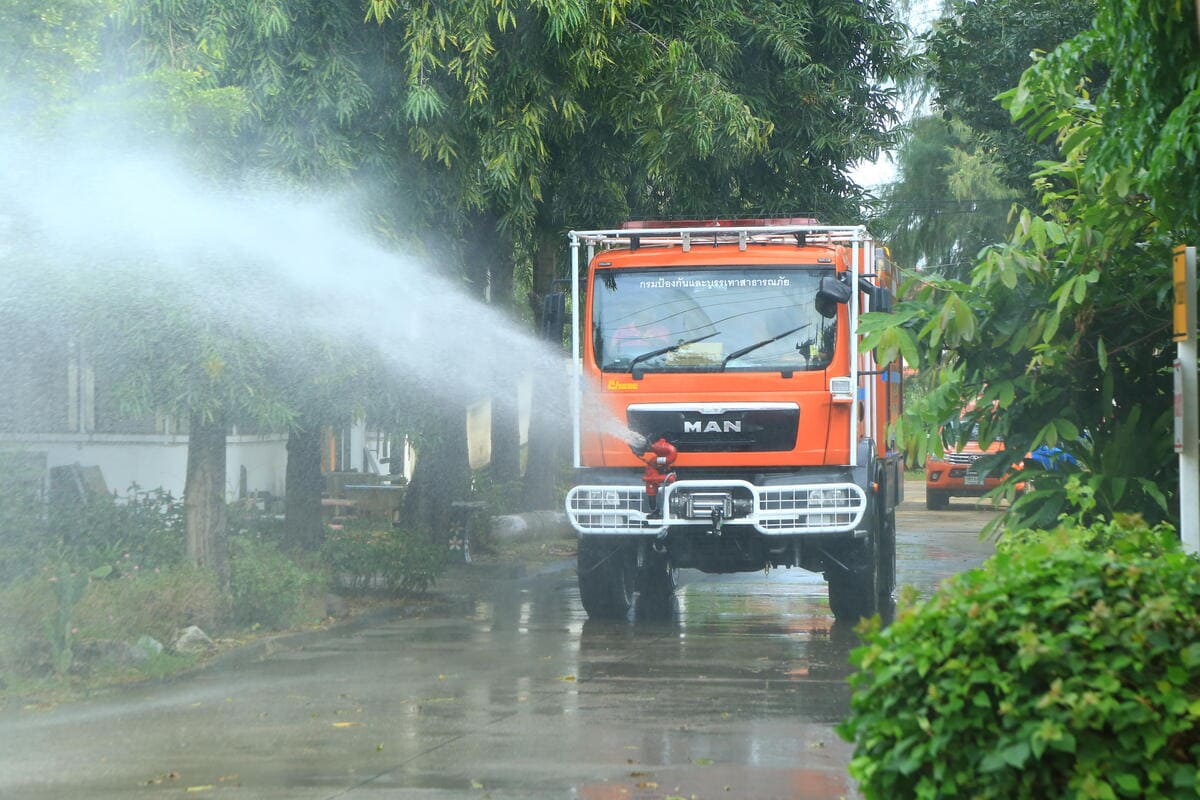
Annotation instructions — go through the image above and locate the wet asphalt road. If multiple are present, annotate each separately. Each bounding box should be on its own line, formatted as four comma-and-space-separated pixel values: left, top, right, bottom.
0, 482, 997, 800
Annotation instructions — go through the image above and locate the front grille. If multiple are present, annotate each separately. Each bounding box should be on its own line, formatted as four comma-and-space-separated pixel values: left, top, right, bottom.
757, 486, 865, 531
626, 405, 798, 453
945, 452, 983, 465
566, 488, 664, 534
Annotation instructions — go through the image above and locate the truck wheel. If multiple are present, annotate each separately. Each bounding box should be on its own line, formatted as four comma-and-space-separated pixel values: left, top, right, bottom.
635, 552, 677, 620
877, 510, 896, 605
826, 535, 879, 621
577, 537, 636, 620
926, 491, 949, 510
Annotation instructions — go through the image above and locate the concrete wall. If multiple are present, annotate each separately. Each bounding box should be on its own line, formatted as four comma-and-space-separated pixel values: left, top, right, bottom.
0, 433, 288, 500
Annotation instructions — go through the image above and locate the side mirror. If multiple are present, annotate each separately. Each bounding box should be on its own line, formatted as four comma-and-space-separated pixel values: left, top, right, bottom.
858, 277, 894, 313
874, 287, 894, 313
816, 275, 852, 318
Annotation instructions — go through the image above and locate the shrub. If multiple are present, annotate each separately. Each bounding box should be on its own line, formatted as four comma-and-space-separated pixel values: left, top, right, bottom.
226, 497, 287, 546
0, 574, 56, 678
228, 536, 326, 629
50, 485, 187, 574
321, 522, 444, 595
997, 512, 1177, 558
0, 452, 52, 583
0, 563, 227, 680
1, 479, 185, 586
840, 520, 1200, 799
74, 564, 226, 644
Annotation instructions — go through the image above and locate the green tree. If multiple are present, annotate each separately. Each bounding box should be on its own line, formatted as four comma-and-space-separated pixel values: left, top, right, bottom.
369, 0, 914, 237
873, 115, 1017, 280
0, 0, 117, 121
367, 0, 917, 521
869, 0, 1198, 528
871, 0, 1094, 279
102, 0, 433, 552
922, 0, 1096, 195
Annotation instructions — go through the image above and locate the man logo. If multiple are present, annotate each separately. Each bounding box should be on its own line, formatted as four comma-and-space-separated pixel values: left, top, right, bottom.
683, 419, 742, 434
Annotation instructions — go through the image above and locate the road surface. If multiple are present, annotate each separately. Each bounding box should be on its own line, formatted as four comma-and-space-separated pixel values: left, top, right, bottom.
0, 480, 998, 799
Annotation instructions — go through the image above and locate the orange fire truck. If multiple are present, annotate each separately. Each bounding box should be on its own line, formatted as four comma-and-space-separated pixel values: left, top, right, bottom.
563, 219, 903, 621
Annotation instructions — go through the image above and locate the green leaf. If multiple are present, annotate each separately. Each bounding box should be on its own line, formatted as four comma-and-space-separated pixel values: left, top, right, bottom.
897, 329, 921, 370
1042, 310, 1061, 343
1114, 170, 1130, 197
1072, 273, 1087, 303
1181, 643, 1200, 669
1000, 740, 1030, 768
1055, 419, 1079, 442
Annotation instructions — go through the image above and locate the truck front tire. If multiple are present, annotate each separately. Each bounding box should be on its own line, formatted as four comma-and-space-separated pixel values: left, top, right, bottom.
635, 552, 677, 620
577, 537, 637, 620
877, 509, 896, 606
827, 542, 879, 621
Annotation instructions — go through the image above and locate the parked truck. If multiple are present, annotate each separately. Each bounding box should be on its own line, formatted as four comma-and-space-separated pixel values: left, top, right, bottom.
562, 219, 904, 621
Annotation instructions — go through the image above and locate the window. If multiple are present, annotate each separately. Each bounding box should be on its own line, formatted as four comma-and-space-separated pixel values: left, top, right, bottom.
591, 266, 836, 373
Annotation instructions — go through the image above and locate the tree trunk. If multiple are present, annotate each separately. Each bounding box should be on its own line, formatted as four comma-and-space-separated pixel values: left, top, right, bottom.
285, 421, 326, 551
185, 409, 228, 583
522, 367, 569, 510
402, 401, 470, 538
462, 211, 524, 494
490, 392, 522, 489
523, 230, 571, 509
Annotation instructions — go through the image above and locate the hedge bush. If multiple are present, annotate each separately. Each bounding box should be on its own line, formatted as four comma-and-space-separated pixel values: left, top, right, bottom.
321, 523, 444, 595
228, 536, 326, 629
840, 519, 1200, 799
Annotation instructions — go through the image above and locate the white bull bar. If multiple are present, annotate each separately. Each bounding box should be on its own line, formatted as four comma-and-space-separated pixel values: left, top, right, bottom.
565, 480, 867, 536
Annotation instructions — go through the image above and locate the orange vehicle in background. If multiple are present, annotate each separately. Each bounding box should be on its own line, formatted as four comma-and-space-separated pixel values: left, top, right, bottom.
924, 422, 1006, 510
561, 220, 904, 622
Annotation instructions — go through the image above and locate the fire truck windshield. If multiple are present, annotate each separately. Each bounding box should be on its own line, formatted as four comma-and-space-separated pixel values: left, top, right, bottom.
592, 265, 836, 373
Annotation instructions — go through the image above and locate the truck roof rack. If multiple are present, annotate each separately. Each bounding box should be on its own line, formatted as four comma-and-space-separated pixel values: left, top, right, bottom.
569, 221, 872, 252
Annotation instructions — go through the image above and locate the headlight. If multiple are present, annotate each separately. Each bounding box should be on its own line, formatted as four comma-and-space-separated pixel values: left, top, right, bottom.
808, 488, 848, 508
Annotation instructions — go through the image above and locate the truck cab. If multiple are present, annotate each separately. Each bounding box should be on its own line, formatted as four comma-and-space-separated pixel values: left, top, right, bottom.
562, 220, 903, 621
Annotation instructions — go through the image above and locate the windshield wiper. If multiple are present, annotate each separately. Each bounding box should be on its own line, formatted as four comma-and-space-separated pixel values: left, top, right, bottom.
627, 331, 720, 372
721, 323, 811, 370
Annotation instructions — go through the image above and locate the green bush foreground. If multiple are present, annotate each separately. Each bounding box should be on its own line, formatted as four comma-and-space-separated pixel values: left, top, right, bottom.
840, 517, 1200, 799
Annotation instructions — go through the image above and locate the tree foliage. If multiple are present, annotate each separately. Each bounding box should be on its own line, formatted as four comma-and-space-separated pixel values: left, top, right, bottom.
4, 0, 921, 545
0, 0, 117, 117
872, 115, 1018, 280
870, 0, 1094, 279
872, 0, 1198, 529
368, 0, 916, 243
922, 0, 1097, 195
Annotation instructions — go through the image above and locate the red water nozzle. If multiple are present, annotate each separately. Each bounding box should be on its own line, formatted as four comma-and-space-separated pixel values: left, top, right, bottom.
641, 437, 678, 497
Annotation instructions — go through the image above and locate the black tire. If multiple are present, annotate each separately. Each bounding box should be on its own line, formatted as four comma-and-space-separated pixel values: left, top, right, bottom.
827, 532, 880, 622
577, 537, 636, 620
877, 509, 896, 605
926, 490, 949, 510
635, 552, 678, 621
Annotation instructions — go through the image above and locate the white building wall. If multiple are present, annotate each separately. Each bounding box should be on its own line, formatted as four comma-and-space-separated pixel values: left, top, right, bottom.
0, 433, 287, 500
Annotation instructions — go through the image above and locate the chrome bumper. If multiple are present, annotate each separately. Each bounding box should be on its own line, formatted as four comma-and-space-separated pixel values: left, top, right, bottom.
565, 479, 867, 536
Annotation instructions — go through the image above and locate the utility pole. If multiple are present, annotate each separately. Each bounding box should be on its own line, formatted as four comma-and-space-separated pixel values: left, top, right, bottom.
1173, 245, 1198, 553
